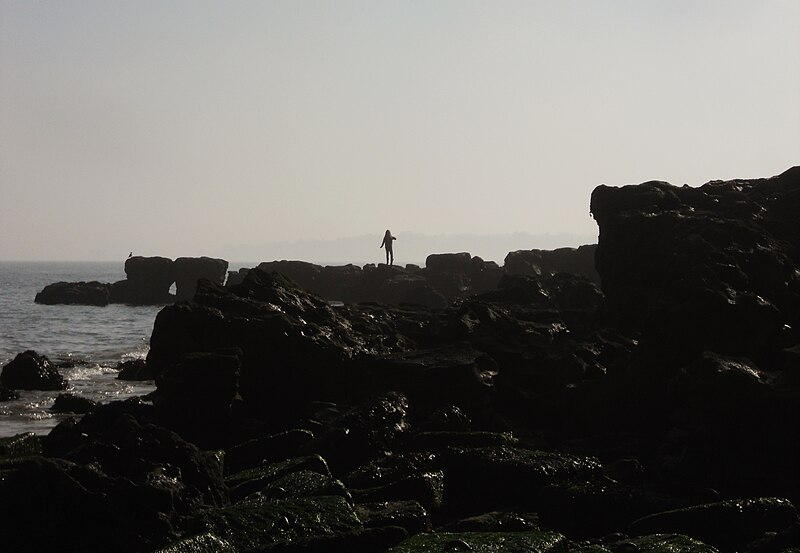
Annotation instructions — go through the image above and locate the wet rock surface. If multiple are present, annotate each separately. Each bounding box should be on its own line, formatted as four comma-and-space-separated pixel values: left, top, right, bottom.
7, 167, 800, 552
1, 350, 68, 390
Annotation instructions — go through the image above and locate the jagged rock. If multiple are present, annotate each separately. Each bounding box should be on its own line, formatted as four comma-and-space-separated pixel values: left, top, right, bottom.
297, 393, 412, 473
153, 532, 236, 553
147, 270, 411, 422
407, 431, 518, 452
152, 348, 241, 446
438, 511, 541, 532
344, 453, 444, 510
360, 348, 497, 415
441, 446, 603, 512
51, 392, 97, 414
591, 167, 800, 361
188, 496, 362, 552
386, 530, 567, 553
355, 500, 432, 535
124, 256, 175, 304
34, 281, 111, 305
602, 534, 719, 553
628, 498, 798, 550
0, 432, 42, 458
0, 456, 178, 552
225, 455, 331, 502
225, 429, 315, 475
115, 358, 153, 380
0, 350, 68, 391
537, 478, 682, 538
42, 399, 228, 510
350, 470, 445, 511
504, 245, 600, 283
173, 256, 229, 301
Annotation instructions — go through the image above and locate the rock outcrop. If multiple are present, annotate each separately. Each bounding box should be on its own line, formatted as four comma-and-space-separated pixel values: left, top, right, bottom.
34, 281, 111, 306
0, 350, 68, 391
591, 166, 800, 361
35, 255, 230, 306
173, 256, 228, 301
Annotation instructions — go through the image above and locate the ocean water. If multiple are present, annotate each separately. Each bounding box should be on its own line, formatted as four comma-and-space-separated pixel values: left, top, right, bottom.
0, 261, 162, 437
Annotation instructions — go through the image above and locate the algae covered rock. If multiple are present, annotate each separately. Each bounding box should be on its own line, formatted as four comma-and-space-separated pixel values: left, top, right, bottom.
190, 495, 362, 551
628, 498, 798, 550
225, 455, 331, 502
355, 500, 431, 535
386, 530, 566, 553
153, 532, 236, 553
0, 432, 42, 458
537, 479, 682, 537
442, 446, 603, 511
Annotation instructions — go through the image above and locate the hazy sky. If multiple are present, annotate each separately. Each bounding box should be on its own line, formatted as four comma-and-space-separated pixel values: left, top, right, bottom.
1, 1, 798, 263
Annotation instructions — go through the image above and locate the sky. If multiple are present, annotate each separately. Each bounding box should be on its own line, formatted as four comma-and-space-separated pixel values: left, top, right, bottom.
1, 1, 798, 263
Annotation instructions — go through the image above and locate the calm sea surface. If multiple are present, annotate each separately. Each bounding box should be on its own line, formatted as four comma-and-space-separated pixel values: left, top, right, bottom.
0, 261, 163, 437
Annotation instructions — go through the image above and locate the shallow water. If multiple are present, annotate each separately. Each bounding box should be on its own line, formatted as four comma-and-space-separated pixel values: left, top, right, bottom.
0, 261, 162, 437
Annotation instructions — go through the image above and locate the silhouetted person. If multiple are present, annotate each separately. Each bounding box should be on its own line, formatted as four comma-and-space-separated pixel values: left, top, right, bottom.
379, 230, 396, 265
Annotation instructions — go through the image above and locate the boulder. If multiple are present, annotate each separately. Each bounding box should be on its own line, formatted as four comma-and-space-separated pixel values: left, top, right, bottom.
34, 281, 111, 305
355, 500, 431, 535
441, 446, 603, 512
147, 270, 410, 422
42, 399, 228, 510
51, 393, 97, 414
124, 256, 175, 304
173, 256, 229, 301
0, 350, 67, 391
115, 358, 153, 380
425, 252, 473, 274
0, 432, 42, 458
0, 456, 179, 552
504, 244, 600, 283
386, 531, 567, 553
628, 498, 798, 550
188, 496, 362, 552
590, 167, 800, 361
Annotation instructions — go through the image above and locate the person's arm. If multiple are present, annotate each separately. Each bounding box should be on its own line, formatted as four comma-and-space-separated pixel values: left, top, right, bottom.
379, 238, 385, 248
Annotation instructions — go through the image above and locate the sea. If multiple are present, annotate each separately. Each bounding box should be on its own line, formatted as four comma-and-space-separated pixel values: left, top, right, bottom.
0, 261, 170, 438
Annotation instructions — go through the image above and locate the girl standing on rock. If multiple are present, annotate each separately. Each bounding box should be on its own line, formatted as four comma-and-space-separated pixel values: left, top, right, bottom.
379, 230, 397, 265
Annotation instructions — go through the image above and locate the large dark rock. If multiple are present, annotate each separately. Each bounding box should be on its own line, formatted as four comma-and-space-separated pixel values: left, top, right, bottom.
173, 256, 229, 301
152, 348, 242, 447
34, 281, 111, 305
504, 244, 600, 283
0, 456, 178, 552
591, 167, 800, 361
42, 399, 228, 511
115, 358, 153, 380
147, 269, 410, 423
441, 446, 603, 512
51, 393, 97, 414
1, 350, 67, 391
628, 498, 798, 551
124, 256, 175, 304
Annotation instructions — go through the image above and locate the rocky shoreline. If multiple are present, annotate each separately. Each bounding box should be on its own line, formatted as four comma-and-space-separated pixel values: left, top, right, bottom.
2, 167, 799, 552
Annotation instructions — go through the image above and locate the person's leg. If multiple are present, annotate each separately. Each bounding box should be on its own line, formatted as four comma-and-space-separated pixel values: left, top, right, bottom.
385, 249, 390, 264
